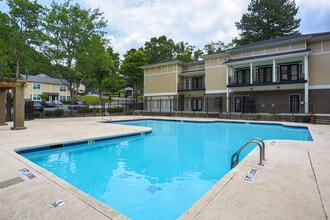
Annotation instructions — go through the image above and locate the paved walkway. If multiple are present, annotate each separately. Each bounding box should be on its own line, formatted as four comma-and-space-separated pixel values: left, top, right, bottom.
0, 117, 329, 219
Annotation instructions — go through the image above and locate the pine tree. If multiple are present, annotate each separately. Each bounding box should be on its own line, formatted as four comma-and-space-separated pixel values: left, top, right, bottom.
234, 0, 301, 46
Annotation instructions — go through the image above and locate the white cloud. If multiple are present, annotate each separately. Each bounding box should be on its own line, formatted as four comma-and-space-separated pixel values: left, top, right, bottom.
81, 0, 329, 56
82, 0, 247, 55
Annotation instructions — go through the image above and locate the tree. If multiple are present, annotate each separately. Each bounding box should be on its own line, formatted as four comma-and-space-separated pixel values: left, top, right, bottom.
42, 0, 107, 103
6, 0, 44, 78
0, 12, 13, 77
143, 35, 176, 63
175, 41, 196, 62
204, 41, 226, 54
235, 0, 301, 45
120, 49, 148, 101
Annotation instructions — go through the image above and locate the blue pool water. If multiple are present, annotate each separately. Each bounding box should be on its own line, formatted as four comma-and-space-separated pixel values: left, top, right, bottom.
19, 120, 312, 219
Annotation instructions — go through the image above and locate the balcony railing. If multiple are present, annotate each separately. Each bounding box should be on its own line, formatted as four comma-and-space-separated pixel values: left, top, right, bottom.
228, 73, 306, 87
178, 82, 205, 91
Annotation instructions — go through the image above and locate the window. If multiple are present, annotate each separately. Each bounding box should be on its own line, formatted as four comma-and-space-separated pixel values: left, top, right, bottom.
192, 77, 204, 90
280, 63, 300, 81
184, 97, 191, 110
60, 85, 67, 92
33, 83, 41, 90
235, 68, 250, 84
184, 78, 190, 90
258, 66, 272, 83
32, 94, 41, 101
59, 95, 66, 101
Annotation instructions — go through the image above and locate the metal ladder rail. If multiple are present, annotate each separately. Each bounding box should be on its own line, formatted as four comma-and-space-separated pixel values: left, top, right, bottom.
133, 110, 143, 119
251, 137, 266, 161
231, 138, 266, 169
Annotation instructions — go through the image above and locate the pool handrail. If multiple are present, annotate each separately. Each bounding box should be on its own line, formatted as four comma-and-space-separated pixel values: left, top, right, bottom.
133, 110, 143, 119
231, 138, 266, 169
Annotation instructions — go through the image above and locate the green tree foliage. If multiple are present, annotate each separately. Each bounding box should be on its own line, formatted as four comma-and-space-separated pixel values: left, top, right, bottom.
120, 49, 148, 98
6, 0, 44, 78
175, 41, 196, 62
143, 35, 176, 63
76, 34, 111, 103
204, 41, 228, 54
235, 0, 301, 45
0, 12, 13, 77
143, 35, 204, 63
42, 0, 107, 102
103, 47, 121, 92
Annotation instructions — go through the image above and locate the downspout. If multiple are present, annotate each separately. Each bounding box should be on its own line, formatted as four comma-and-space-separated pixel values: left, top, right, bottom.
304, 55, 309, 114
250, 62, 253, 83
273, 59, 276, 82
226, 65, 229, 112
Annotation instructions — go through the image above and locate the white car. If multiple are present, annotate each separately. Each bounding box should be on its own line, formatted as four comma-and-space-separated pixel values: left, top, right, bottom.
52, 100, 63, 106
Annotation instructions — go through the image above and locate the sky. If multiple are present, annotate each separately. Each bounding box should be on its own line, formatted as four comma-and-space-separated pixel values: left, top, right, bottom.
1, 0, 330, 56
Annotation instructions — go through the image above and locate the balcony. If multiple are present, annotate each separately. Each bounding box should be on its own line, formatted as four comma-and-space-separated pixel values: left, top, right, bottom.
228, 73, 306, 88
178, 77, 205, 92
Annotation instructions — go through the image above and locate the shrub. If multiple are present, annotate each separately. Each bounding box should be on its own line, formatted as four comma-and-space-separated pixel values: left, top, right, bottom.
34, 111, 42, 118
77, 108, 93, 113
44, 110, 54, 116
54, 109, 64, 116
108, 106, 124, 113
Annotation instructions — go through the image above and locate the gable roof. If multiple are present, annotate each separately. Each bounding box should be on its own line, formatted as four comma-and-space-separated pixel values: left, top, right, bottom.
20, 74, 69, 86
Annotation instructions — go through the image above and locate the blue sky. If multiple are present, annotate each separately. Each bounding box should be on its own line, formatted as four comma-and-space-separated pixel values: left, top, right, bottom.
1, 0, 330, 56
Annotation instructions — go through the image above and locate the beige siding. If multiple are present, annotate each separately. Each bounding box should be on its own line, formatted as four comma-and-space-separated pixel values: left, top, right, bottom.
231, 53, 242, 59
253, 49, 264, 55
145, 73, 177, 94
323, 40, 330, 52
168, 65, 174, 72
265, 47, 276, 54
291, 42, 305, 50
209, 58, 219, 67
309, 42, 322, 53
309, 53, 330, 85
242, 51, 252, 57
183, 63, 204, 71
206, 67, 227, 90
277, 45, 290, 52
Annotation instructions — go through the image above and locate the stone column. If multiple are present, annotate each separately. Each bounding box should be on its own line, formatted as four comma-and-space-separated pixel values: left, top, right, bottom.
11, 84, 26, 130
0, 90, 7, 126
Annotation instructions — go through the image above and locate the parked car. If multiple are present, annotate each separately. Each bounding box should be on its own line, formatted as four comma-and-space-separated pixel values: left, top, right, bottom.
69, 100, 89, 110
41, 101, 55, 108
52, 100, 63, 106
33, 103, 44, 112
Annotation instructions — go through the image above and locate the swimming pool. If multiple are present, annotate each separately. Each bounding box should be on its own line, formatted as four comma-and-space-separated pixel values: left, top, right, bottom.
18, 119, 312, 219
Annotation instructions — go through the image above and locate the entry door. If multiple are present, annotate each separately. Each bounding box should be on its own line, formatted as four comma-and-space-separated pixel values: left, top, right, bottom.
192, 98, 203, 111
290, 95, 300, 113
234, 96, 242, 112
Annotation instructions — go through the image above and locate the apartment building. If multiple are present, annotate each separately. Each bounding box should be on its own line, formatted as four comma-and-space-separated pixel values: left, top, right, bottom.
142, 32, 330, 115
21, 74, 70, 102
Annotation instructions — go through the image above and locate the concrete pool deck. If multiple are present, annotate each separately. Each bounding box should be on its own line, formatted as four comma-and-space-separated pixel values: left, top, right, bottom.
0, 116, 329, 219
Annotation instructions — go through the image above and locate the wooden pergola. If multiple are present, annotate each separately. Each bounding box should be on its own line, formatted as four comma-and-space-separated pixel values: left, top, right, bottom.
0, 77, 27, 130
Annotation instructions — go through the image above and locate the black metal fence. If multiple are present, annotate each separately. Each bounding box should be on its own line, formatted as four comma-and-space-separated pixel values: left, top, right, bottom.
5, 97, 316, 121
143, 97, 315, 115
